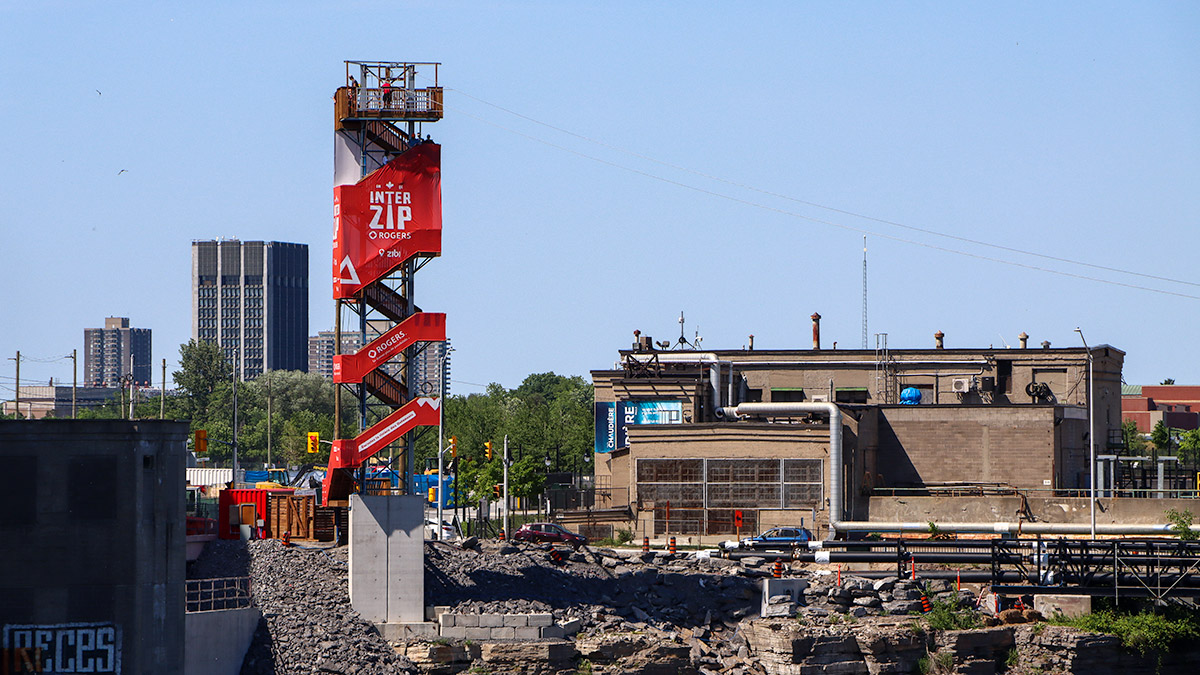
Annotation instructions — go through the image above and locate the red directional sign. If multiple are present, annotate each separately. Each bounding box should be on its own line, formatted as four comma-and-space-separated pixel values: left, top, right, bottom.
333, 143, 442, 299
333, 312, 446, 384
321, 397, 442, 503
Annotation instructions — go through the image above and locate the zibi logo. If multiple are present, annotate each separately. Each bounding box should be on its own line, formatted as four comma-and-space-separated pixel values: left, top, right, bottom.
368, 181, 413, 231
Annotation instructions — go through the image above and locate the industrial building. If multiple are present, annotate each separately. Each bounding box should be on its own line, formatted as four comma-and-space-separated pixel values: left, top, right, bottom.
1122, 384, 1200, 433
589, 317, 1127, 541
84, 316, 152, 387
191, 239, 309, 379
1, 385, 120, 419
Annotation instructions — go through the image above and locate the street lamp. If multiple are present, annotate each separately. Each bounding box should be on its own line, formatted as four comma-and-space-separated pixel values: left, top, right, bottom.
1075, 327, 1095, 539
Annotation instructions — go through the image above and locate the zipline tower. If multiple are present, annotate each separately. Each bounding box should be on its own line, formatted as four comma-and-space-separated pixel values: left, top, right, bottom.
324, 62, 446, 504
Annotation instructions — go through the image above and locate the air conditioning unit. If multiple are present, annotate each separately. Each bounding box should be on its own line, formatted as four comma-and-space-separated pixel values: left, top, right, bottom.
810, 394, 829, 402
951, 377, 973, 393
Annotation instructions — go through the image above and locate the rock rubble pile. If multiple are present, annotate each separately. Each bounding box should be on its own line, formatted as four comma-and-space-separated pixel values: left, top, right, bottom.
193, 537, 1200, 674
194, 539, 419, 674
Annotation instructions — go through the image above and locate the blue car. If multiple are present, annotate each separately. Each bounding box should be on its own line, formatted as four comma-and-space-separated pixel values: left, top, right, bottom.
739, 527, 814, 550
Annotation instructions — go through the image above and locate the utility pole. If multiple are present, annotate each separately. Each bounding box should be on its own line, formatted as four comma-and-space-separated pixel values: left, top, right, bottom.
861, 236, 868, 350
160, 358, 166, 419
503, 435, 509, 540
1075, 328, 1096, 539
11, 351, 19, 418
437, 354, 445, 539
266, 370, 273, 468
232, 349, 240, 487
69, 349, 77, 419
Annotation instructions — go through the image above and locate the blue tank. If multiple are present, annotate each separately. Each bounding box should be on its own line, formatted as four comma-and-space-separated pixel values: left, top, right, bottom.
900, 387, 922, 405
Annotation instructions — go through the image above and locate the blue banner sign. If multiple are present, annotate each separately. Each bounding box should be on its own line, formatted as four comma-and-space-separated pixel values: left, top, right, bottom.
594, 401, 683, 453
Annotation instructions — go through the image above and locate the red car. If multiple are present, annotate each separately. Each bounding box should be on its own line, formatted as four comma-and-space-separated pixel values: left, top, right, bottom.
511, 522, 587, 548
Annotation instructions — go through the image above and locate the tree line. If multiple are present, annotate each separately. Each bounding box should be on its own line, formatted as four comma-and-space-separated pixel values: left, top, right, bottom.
67, 340, 594, 501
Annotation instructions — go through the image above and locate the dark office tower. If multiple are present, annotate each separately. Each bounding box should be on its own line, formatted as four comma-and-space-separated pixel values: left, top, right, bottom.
84, 317, 152, 386
191, 240, 309, 379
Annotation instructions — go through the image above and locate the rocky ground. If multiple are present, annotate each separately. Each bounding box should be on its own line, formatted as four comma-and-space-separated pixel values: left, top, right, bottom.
190, 538, 1199, 674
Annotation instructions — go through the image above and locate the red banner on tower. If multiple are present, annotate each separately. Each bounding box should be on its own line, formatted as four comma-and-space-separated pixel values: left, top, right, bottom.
333, 143, 442, 299
333, 312, 446, 383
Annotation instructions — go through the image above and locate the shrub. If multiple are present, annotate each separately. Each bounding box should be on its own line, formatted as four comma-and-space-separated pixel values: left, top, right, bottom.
1165, 509, 1198, 541
615, 528, 634, 544
1051, 609, 1200, 655
924, 596, 982, 631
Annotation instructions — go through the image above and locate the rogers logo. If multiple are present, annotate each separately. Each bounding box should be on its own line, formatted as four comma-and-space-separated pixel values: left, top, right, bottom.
367, 331, 407, 361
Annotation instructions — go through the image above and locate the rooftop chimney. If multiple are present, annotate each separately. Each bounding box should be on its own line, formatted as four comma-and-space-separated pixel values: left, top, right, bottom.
934, 330, 945, 349
1018, 332, 1028, 349
1042, 340, 1051, 349
811, 313, 821, 350
633, 330, 653, 352
748, 334, 755, 351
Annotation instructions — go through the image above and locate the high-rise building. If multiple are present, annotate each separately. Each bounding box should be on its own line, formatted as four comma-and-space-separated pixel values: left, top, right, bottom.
412, 338, 451, 397
84, 317, 152, 386
308, 330, 364, 380
191, 240, 309, 379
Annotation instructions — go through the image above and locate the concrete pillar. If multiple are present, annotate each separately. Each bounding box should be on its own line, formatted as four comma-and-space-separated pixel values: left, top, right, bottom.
349, 494, 425, 623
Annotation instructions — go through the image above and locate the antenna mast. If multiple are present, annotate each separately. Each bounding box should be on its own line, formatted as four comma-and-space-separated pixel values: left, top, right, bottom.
861, 236, 868, 350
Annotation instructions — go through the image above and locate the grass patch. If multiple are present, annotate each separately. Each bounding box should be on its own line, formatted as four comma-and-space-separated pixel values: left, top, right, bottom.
917, 650, 954, 674
1049, 608, 1200, 655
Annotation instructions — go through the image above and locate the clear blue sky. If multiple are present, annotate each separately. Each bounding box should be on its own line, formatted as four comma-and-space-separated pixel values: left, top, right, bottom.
1, 3, 1197, 395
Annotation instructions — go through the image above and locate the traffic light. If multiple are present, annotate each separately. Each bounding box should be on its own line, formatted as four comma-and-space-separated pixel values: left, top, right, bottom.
485, 441, 493, 461
493, 484, 501, 499
449, 436, 458, 458
428, 487, 437, 503
194, 429, 207, 453
307, 432, 320, 454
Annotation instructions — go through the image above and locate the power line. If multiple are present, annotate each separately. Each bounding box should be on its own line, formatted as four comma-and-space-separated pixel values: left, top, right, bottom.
446, 103, 1200, 301
444, 86, 1200, 296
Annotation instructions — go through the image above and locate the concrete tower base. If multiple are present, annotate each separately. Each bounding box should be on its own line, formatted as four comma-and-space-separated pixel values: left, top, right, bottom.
348, 494, 425, 623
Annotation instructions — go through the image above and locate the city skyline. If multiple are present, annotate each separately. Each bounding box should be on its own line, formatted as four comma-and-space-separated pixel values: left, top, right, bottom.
1, 4, 1197, 395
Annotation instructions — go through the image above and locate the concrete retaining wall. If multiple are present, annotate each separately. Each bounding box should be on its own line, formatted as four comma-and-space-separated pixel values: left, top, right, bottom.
868, 495, 1198, 526
378, 612, 581, 642
184, 607, 261, 675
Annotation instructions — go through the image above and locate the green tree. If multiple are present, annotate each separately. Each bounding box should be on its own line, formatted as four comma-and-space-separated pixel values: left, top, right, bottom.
1179, 429, 1200, 466
173, 340, 232, 425
1122, 419, 1148, 455
410, 372, 595, 506
1161, 378, 1176, 385
1150, 420, 1178, 460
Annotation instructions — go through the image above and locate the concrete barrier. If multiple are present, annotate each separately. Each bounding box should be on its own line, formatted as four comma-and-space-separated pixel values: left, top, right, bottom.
185, 607, 261, 675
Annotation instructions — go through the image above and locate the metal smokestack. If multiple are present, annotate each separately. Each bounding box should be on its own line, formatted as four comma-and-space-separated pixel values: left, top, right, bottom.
811, 313, 821, 350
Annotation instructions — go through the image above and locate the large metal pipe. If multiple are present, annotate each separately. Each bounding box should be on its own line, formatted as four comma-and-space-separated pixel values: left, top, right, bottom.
834, 520, 1173, 536
720, 402, 843, 537
630, 352, 731, 415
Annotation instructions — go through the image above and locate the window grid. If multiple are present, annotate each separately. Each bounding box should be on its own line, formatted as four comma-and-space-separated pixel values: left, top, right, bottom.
638, 457, 823, 535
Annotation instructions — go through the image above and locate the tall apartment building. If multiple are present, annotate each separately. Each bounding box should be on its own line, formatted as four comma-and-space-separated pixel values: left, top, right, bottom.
84, 317, 152, 386
412, 338, 451, 396
308, 330, 364, 380
191, 240, 309, 380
